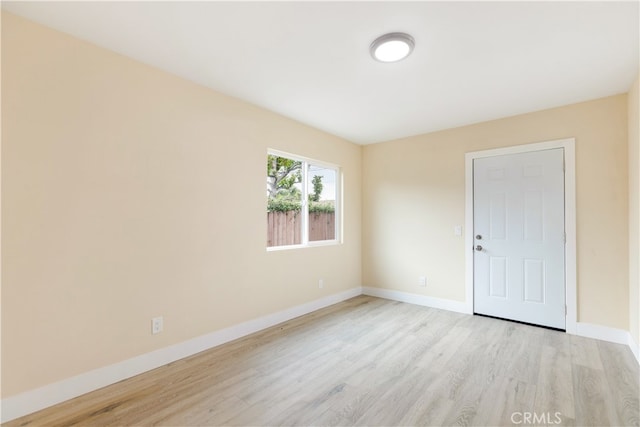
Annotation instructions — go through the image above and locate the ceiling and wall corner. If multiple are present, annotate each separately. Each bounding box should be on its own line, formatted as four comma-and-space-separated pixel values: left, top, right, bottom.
2, 1, 638, 144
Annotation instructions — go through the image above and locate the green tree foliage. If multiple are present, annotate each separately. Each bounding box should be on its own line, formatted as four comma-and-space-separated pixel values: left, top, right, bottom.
266, 156, 334, 213
267, 197, 302, 212
268, 199, 334, 213
308, 201, 334, 213
309, 175, 323, 202
266, 155, 301, 199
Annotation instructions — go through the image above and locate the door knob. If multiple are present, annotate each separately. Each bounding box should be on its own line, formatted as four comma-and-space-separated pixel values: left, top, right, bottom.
476, 235, 482, 240
475, 245, 483, 251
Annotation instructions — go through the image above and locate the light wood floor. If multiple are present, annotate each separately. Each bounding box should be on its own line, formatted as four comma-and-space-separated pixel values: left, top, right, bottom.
6, 296, 639, 426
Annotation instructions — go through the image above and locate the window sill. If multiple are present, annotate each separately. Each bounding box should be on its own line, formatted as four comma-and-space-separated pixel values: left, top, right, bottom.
266, 240, 341, 252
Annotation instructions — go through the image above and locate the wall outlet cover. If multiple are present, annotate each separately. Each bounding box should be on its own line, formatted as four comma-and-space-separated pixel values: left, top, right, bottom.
152, 316, 163, 334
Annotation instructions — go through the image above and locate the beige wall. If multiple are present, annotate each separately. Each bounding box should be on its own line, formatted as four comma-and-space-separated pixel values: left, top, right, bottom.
1, 13, 362, 397
363, 95, 629, 330
629, 73, 640, 346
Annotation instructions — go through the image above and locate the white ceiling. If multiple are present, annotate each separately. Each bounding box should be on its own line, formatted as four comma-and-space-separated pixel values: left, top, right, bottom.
3, 1, 639, 144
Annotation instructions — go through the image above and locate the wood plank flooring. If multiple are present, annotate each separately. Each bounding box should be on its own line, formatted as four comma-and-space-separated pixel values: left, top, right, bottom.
6, 296, 639, 426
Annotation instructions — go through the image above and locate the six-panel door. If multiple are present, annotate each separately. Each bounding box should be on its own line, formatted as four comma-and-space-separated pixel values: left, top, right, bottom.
473, 148, 565, 329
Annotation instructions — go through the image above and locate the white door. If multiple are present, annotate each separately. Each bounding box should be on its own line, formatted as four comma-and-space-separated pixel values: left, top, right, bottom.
473, 148, 565, 329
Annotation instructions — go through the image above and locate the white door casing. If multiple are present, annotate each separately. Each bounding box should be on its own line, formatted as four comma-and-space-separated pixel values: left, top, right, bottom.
473, 149, 565, 329
464, 139, 577, 334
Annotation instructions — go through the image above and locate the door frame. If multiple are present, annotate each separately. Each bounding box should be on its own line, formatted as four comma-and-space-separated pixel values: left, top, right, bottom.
464, 138, 577, 334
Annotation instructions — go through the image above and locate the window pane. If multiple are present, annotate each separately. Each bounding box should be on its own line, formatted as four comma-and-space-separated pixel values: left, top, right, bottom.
308, 164, 336, 242
267, 155, 302, 247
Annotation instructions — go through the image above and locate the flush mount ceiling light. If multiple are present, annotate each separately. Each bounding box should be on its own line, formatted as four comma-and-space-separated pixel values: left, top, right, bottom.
370, 32, 415, 63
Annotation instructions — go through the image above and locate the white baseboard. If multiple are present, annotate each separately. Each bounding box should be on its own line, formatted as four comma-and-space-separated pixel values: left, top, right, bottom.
362, 286, 472, 314
576, 322, 629, 345
4, 286, 638, 423
0, 287, 362, 423
575, 322, 630, 345
575, 323, 639, 365
629, 333, 640, 364
361, 287, 639, 365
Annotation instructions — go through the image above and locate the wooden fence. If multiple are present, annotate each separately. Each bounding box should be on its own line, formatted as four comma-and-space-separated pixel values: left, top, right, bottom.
267, 211, 335, 246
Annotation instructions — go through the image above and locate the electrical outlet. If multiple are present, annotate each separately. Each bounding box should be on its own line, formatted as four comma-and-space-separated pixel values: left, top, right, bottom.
418, 276, 427, 287
152, 316, 163, 334
318, 279, 324, 289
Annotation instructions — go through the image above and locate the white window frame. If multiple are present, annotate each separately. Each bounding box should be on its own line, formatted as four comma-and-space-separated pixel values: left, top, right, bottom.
267, 149, 342, 251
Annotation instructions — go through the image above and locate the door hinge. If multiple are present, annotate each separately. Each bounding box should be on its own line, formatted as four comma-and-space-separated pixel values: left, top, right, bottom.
565, 305, 568, 315
563, 232, 566, 244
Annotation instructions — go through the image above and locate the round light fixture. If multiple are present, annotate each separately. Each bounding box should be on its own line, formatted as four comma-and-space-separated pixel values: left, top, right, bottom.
370, 32, 415, 63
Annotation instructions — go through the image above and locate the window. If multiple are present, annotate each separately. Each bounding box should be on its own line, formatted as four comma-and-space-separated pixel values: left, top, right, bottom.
267, 150, 340, 249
